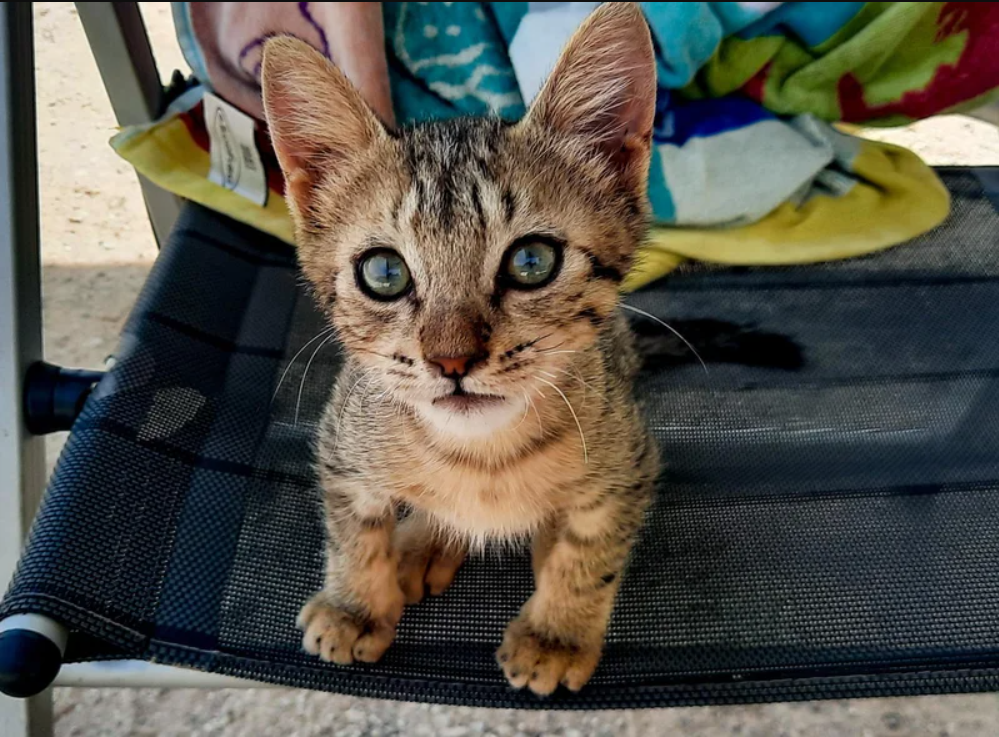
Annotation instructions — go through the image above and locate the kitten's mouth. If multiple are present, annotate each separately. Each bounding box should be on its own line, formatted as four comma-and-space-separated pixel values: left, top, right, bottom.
432, 387, 505, 413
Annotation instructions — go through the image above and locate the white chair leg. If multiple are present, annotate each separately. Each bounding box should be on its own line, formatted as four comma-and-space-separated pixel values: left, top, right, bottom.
0, 698, 53, 737
56, 661, 274, 689
0, 5, 53, 736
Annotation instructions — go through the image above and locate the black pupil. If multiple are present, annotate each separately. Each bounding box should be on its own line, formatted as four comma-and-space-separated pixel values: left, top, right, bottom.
517, 249, 542, 271
363, 251, 408, 296
510, 243, 554, 285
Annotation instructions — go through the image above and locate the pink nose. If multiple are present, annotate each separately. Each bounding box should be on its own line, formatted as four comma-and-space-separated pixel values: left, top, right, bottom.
427, 354, 474, 378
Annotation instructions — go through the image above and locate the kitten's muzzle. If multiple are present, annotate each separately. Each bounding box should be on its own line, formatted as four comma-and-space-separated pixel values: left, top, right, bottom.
431, 373, 506, 413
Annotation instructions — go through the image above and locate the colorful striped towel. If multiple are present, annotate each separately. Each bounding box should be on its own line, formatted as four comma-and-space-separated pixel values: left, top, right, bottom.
113, 2, 997, 289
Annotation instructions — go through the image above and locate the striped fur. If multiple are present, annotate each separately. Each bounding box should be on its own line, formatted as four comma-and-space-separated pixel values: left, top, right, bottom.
264, 3, 660, 694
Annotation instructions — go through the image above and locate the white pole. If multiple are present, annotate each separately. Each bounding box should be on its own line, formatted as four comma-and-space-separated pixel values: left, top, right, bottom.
0, 4, 53, 736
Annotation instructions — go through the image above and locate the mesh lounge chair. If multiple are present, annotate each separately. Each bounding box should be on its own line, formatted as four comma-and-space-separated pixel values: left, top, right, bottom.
2, 3, 999, 734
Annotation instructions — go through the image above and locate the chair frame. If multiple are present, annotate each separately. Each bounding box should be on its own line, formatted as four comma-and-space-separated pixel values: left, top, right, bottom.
0, 5, 252, 737
0, 6, 49, 735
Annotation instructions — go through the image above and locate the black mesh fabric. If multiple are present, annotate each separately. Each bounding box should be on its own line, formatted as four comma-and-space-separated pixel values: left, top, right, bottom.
3, 168, 999, 708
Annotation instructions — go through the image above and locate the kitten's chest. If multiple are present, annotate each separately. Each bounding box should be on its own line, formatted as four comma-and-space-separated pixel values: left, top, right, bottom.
392, 434, 586, 540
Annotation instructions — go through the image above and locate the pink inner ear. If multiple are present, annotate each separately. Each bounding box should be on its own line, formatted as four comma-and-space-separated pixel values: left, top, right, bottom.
262, 37, 384, 185
526, 4, 657, 168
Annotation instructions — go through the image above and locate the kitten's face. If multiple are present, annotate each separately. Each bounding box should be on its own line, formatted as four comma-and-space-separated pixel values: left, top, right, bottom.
262, 6, 655, 436
294, 119, 646, 435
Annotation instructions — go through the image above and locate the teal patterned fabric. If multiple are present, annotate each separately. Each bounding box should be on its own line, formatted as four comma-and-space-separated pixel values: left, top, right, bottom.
383, 3, 525, 123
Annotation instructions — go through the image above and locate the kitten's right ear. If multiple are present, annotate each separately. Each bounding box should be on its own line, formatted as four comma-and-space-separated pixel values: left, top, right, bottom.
261, 37, 385, 211
523, 3, 656, 189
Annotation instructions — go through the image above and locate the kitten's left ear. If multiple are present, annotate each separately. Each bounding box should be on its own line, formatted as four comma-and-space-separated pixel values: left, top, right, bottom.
261, 37, 386, 214
524, 2, 656, 187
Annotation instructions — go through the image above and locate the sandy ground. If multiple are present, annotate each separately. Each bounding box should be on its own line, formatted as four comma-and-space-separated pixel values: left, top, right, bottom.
26, 2, 999, 735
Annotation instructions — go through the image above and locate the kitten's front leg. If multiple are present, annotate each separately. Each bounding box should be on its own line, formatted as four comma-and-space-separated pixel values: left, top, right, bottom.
497, 486, 650, 695
395, 511, 467, 604
298, 479, 405, 665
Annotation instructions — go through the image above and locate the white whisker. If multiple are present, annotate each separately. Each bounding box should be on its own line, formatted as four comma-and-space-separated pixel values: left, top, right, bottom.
619, 303, 709, 375
513, 392, 532, 431
272, 326, 336, 402
569, 366, 597, 393
541, 367, 595, 395
328, 369, 374, 462
527, 389, 544, 436
537, 377, 588, 464
358, 371, 383, 410
563, 365, 594, 409
295, 333, 338, 425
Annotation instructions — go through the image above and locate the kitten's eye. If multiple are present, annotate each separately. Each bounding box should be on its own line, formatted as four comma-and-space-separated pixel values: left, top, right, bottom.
502, 239, 561, 289
357, 248, 412, 300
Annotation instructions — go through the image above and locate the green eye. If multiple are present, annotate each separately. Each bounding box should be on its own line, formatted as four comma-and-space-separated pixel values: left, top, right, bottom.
503, 239, 561, 289
357, 248, 412, 300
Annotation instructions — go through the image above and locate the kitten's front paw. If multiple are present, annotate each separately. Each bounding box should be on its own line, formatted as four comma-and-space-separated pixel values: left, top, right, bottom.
394, 515, 467, 604
496, 615, 602, 696
297, 593, 398, 665
396, 545, 466, 604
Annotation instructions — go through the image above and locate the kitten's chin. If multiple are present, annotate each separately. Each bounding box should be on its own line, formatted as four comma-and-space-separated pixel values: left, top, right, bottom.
415, 394, 527, 439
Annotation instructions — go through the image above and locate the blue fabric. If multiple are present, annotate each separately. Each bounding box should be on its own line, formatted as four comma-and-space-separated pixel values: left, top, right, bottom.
737, 2, 866, 45
490, 1, 530, 44
384, 2, 525, 121
172, 2, 210, 89
656, 95, 775, 147
640, 2, 763, 88
646, 148, 677, 223
171, 1, 876, 228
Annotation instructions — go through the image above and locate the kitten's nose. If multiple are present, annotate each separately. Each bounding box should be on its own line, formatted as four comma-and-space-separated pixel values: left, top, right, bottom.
427, 354, 477, 378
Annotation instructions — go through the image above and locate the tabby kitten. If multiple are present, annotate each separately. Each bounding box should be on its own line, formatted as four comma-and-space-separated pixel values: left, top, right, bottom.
262, 2, 660, 695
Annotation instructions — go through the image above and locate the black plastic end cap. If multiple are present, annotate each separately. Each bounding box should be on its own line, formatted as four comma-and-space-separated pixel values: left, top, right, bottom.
23, 361, 105, 435
0, 629, 62, 697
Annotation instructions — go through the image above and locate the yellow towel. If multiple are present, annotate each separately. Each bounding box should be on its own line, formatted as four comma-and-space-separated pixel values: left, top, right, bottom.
113, 107, 949, 293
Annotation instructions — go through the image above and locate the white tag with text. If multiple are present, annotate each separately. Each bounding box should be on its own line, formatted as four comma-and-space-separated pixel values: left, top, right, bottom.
204, 92, 268, 207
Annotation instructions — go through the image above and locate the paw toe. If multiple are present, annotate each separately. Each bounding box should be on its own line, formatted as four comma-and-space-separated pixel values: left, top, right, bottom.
320, 622, 360, 665
425, 552, 463, 596
527, 652, 571, 696
352, 626, 395, 663
497, 627, 542, 690
297, 597, 371, 665
497, 617, 601, 694
561, 650, 601, 692
398, 562, 428, 604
